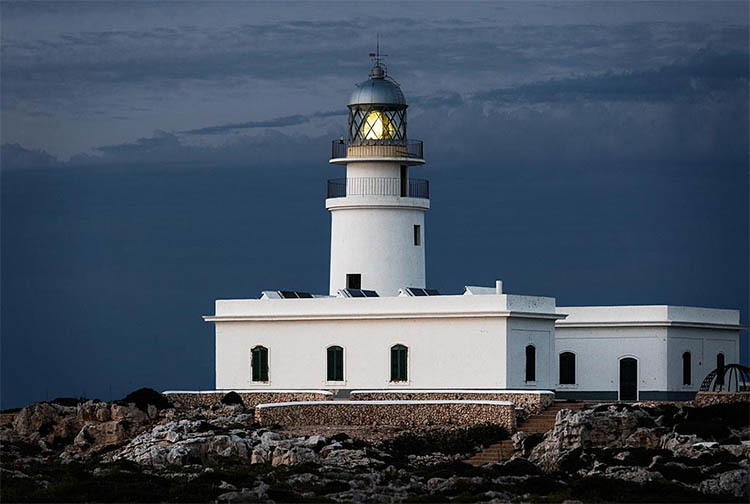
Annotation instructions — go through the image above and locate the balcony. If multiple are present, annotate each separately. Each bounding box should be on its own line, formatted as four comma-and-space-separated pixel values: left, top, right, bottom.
327, 177, 429, 199
331, 139, 423, 160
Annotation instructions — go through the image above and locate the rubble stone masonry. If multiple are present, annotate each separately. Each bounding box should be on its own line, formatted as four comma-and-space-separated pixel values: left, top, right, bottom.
254, 400, 517, 430
163, 390, 332, 409
350, 390, 554, 416
694, 391, 750, 407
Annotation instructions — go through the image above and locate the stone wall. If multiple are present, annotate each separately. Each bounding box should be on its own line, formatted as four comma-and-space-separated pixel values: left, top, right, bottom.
694, 391, 750, 408
255, 400, 516, 430
350, 390, 554, 416
163, 390, 332, 409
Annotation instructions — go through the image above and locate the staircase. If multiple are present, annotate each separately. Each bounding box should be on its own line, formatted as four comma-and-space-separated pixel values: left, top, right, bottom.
466, 400, 587, 466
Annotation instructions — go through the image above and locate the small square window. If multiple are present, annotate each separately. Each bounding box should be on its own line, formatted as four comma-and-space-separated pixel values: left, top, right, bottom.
414, 225, 421, 246
346, 274, 361, 290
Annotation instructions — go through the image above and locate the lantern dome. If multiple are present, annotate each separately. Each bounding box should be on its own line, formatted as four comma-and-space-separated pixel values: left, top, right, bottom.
348, 63, 406, 106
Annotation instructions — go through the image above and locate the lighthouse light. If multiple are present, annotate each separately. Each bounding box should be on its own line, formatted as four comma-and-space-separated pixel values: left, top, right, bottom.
362, 110, 395, 140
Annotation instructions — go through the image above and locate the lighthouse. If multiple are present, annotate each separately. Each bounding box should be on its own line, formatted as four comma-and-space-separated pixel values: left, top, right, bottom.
327, 53, 428, 296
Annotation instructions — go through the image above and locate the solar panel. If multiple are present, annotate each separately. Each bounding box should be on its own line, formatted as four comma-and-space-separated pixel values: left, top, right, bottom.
405, 287, 440, 296
341, 289, 379, 298
278, 290, 313, 299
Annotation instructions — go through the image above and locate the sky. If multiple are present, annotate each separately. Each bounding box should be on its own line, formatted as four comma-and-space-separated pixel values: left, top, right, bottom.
1, 1, 748, 408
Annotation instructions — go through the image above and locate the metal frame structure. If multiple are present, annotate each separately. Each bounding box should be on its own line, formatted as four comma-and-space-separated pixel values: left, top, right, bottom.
699, 364, 750, 392
348, 103, 407, 144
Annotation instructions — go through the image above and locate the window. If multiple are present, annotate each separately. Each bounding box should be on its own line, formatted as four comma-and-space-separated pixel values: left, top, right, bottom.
525, 345, 536, 382
400, 165, 408, 197
327, 346, 344, 382
390, 344, 408, 382
559, 352, 576, 384
716, 353, 725, 387
251, 346, 268, 382
682, 352, 691, 385
346, 274, 361, 290
414, 225, 421, 246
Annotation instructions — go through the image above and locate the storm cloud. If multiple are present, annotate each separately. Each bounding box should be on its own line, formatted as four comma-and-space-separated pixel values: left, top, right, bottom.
1, 2, 748, 409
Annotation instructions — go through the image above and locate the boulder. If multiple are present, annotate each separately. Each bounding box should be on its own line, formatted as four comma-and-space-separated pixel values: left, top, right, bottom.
699, 469, 749, 498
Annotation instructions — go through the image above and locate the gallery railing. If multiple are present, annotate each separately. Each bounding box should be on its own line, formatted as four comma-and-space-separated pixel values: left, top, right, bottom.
331, 139, 423, 160
327, 177, 429, 199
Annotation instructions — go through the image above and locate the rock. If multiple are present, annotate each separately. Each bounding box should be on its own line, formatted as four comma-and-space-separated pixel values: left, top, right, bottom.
250, 447, 270, 464
604, 466, 663, 484
661, 432, 698, 455
270, 446, 317, 467
427, 477, 446, 492
625, 428, 659, 449
219, 480, 237, 490
512, 431, 528, 451
301, 434, 326, 448
693, 441, 719, 449
12, 402, 79, 444
699, 469, 749, 498
321, 448, 384, 468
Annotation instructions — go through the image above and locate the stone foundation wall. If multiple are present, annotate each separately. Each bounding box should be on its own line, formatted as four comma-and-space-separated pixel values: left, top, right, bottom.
694, 391, 750, 408
255, 400, 516, 430
163, 390, 332, 409
350, 390, 554, 416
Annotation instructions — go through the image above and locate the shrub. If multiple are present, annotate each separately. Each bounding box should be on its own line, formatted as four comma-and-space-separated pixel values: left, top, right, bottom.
119, 388, 172, 412
221, 391, 244, 406
51, 397, 88, 407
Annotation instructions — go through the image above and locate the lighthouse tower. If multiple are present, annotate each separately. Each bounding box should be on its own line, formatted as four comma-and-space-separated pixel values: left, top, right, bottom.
327, 54, 428, 296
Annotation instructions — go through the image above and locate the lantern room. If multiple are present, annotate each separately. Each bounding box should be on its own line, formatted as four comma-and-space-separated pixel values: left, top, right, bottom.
347, 60, 407, 145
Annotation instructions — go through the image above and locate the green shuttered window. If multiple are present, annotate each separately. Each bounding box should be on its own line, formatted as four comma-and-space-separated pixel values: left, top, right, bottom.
327, 346, 344, 382
390, 344, 408, 382
251, 346, 269, 382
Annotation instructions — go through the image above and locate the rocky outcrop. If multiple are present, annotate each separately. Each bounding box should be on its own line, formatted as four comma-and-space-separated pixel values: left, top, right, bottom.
113, 416, 388, 469
11, 397, 164, 455
3, 397, 749, 502
529, 402, 749, 499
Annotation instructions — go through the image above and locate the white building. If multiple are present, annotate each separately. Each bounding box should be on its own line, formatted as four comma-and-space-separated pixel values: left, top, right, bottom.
204, 56, 742, 401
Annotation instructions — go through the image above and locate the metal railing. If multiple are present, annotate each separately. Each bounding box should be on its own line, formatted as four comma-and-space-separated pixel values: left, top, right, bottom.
331, 139, 423, 160
327, 177, 429, 199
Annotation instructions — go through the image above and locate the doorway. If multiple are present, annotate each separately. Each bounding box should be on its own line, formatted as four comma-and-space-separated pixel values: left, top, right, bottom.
619, 357, 638, 401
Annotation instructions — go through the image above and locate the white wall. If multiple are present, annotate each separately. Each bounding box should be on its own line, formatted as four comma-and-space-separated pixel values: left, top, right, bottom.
554, 326, 668, 398
328, 203, 426, 296
215, 316, 509, 390
667, 327, 740, 391
506, 318, 555, 390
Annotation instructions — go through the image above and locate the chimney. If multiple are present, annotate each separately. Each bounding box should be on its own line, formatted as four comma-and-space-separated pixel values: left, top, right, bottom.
496, 280, 503, 294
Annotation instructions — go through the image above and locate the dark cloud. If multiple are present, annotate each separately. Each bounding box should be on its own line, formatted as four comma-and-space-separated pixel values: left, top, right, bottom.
473, 50, 749, 104
181, 110, 345, 135
0, 143, 60, 169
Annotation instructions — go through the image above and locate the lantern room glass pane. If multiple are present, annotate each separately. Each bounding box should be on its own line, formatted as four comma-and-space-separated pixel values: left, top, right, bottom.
348, 105, 407, 144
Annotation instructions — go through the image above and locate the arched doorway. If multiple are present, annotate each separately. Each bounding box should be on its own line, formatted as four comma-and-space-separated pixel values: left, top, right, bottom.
619, 357, 638, 401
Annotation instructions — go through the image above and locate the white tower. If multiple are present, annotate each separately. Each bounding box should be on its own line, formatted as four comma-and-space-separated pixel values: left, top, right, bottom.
327, 54, 428, 296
